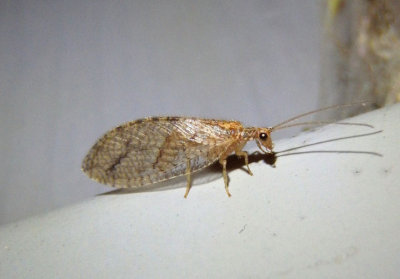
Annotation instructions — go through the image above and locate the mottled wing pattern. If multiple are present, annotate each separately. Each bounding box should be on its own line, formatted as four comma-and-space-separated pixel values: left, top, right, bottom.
82, 117, 241, 188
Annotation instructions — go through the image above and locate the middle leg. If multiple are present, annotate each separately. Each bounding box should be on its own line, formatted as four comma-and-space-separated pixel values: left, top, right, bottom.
219, 158, 231, 197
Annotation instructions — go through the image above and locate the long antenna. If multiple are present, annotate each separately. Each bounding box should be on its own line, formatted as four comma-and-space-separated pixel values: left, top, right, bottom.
272, 121, 374, 131
271, 101, 371, 131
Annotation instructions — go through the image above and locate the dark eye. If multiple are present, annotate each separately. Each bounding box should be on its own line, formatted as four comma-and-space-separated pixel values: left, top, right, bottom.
259, 133, 268, 141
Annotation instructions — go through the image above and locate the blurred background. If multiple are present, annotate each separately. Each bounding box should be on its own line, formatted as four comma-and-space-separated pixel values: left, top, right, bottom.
1, 0, 398, 225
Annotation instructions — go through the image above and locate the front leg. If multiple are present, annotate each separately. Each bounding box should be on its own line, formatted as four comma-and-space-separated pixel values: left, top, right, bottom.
235, 150, 253, 176
217, 141, 251, 197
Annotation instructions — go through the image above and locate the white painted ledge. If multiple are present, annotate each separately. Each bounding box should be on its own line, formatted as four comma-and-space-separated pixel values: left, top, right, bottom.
1, 104, 399, 279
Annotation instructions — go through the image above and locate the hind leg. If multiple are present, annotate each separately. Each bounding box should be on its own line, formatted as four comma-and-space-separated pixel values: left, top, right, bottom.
184, 159, 192, 198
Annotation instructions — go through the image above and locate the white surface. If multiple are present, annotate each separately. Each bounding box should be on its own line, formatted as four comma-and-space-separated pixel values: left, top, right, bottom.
0, 103, 398, 279
0, 0, 321, 225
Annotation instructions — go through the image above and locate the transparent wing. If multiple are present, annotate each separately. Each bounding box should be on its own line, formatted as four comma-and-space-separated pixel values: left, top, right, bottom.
82, 117, 240, 188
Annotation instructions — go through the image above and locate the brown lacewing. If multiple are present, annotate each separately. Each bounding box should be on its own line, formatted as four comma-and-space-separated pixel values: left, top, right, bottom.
82, 102, 372, 197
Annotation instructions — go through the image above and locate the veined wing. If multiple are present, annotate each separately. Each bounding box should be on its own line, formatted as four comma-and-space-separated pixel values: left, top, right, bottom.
81, 117, 242, 188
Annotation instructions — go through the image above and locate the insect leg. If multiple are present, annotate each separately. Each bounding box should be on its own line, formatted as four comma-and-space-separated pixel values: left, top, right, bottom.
235, 150, 253, 176
184, 159, 192, 198
219, 158, 231, 197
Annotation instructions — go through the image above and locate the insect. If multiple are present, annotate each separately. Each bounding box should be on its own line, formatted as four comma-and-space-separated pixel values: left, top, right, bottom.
81, 103, 371, 197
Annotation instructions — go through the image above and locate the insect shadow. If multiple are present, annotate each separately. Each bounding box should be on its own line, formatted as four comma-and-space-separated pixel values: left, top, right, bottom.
99, 151, 277, 196
99, 130, 382, 196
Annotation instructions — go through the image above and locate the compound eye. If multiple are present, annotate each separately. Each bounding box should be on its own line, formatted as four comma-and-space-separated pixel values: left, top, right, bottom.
259, 132, 268, 141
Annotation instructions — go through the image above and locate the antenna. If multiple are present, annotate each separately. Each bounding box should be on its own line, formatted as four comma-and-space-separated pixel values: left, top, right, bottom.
272, 121, 374, 131
270, 102, 371, 131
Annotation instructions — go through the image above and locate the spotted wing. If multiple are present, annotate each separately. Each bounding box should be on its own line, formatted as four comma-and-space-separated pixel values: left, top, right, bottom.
81, 117, 241, 188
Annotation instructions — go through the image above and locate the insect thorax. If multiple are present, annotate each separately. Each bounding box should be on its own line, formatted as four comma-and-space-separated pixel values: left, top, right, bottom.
241, 127, 258, 140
